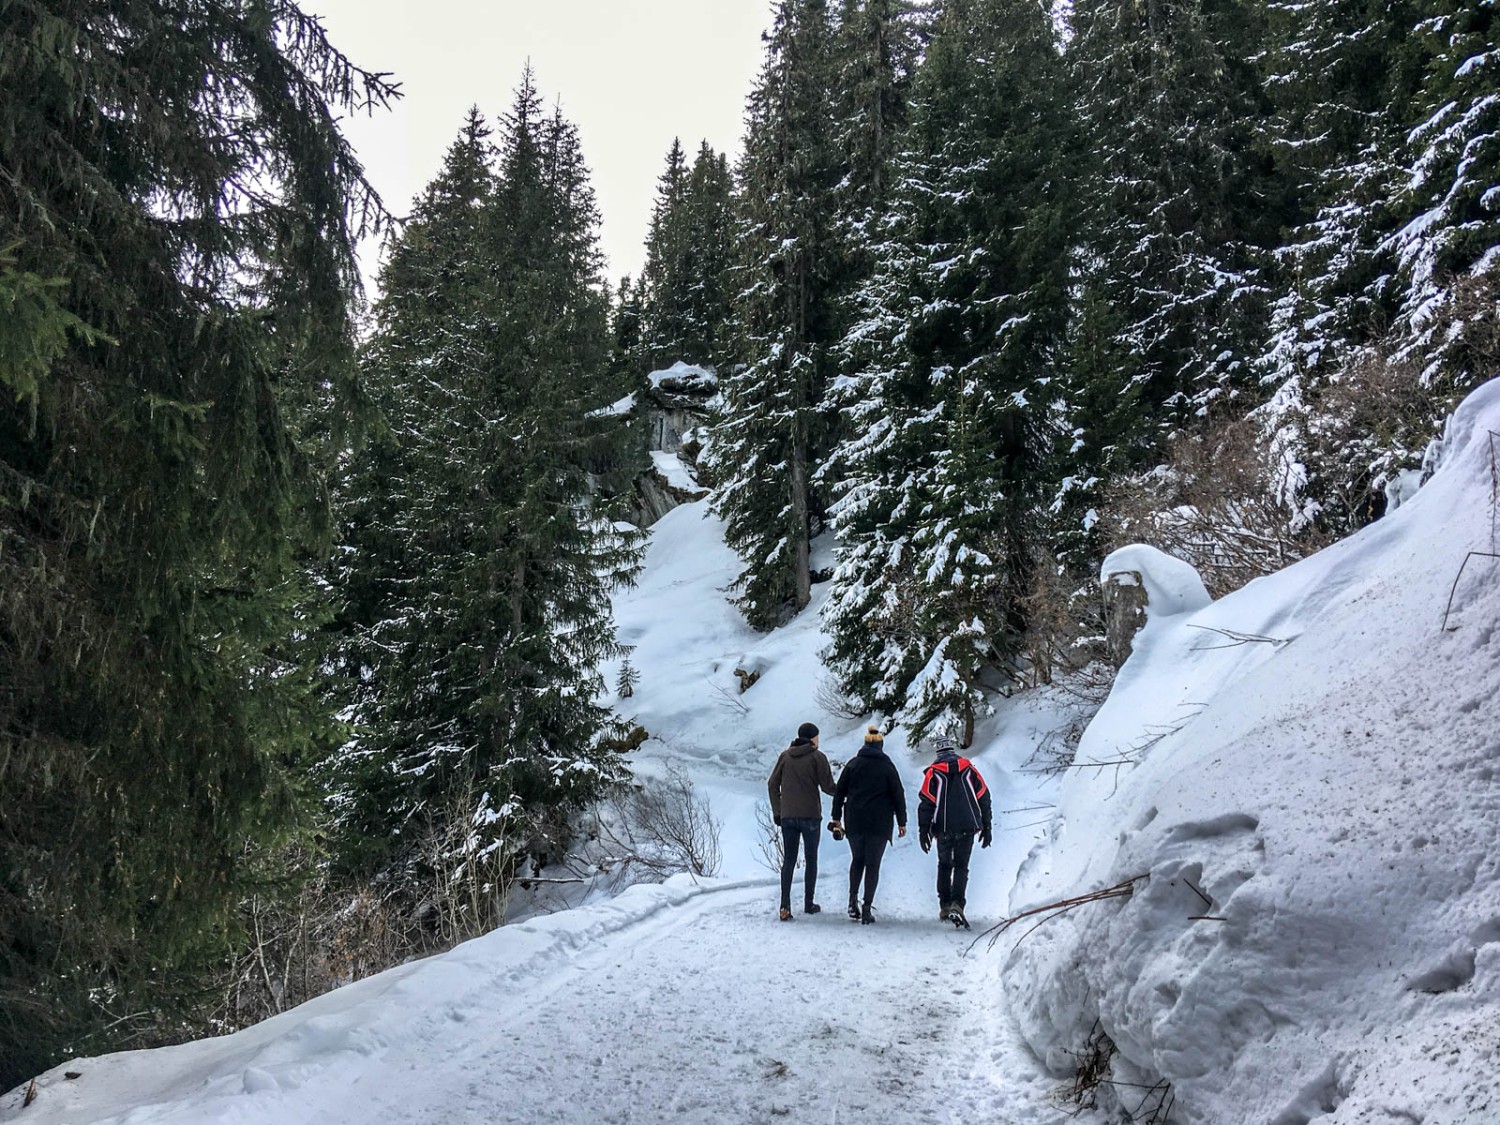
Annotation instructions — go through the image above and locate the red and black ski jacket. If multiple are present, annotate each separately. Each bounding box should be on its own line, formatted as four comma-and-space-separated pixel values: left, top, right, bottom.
917, 750, 991, 837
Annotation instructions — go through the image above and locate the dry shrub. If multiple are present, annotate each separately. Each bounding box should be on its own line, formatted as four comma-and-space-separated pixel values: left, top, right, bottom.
218, 865, 420, 1029
1098, 413, 1333, 599
218, 790, 539, 1029
1060, 1019, 1118, 1113
814, 673, 867, 721
1302, 348, 1444, 530
597, 763, 722, 884
1018, 548, 1107, 688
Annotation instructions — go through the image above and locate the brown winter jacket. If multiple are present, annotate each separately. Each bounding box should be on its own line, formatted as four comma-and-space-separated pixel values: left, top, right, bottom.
767, 739, 836, 820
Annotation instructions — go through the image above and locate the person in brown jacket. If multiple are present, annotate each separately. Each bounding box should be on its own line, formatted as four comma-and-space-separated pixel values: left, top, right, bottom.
767, 721, 836, 921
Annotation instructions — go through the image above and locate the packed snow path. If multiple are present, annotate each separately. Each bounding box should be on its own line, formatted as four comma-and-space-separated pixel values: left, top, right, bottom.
340, 883, 1051, 1125
7, 866, 1068, 1125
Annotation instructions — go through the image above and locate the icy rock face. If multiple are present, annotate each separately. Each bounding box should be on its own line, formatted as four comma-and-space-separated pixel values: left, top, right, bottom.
1004, 378, 1500, 1122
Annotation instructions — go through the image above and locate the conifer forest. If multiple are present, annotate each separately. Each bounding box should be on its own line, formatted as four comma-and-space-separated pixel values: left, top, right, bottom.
1, 0, 1495, 1088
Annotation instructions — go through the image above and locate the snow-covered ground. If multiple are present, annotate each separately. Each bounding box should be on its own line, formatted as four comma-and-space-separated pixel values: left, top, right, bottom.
7, 379, 1500, 1124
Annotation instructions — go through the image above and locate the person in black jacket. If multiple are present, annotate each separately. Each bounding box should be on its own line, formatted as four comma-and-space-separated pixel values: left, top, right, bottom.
830, 726, 907, 924
917, 735, 992, 926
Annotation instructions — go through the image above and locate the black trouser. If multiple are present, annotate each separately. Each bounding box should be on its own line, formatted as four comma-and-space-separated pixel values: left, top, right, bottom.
936, 832, 975, 908
845, 833, 888, 907
779, 817, 821, 910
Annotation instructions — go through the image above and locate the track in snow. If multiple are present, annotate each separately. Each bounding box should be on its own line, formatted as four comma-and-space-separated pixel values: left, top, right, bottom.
330, 879, 1066, 1125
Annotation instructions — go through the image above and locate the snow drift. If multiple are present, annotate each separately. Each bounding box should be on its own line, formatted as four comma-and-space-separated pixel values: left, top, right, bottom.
1004, 377, 1500, 1122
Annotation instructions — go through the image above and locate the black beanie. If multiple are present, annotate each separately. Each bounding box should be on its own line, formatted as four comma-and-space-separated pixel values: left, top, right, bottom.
797, 721, 819, 739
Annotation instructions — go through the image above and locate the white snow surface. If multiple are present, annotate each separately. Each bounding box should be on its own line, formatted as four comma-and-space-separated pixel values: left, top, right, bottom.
648, 449, 705, 497
7, 379, 1500, 1124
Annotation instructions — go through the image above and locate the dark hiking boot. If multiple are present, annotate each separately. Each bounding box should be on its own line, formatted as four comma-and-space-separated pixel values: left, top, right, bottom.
779, 907, 793, 921
949, 905, 969, 929
860, 902, 875, 925
848, 899, 862, 921
804, 902, 822, 915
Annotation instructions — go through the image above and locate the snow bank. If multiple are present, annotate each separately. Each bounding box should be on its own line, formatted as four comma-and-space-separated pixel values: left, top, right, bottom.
0, 874, 771, 1125
1004, 377, 1500, 1121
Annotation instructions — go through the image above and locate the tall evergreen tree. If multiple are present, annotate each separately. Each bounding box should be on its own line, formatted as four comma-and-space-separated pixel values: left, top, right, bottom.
1385, 2, 1498, 382
709, 0, 844, 628
0, 0, 391, 1082
826, 0, 929, 285
1062, 0, 1275, 481
636, 139, 736, 371
1259, 0, 1495, 532
822, 0, 1075, 743
328, 75, 640, 894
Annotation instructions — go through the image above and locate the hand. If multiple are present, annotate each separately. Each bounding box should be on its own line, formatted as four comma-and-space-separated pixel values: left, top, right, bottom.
773, 815, 782, 827
897, 825, 907, 838
980, 828, 992, 848
919, 832, 931, 854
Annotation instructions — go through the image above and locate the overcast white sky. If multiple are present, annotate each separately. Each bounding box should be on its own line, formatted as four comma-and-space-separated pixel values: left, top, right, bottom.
302, 0, 774, 294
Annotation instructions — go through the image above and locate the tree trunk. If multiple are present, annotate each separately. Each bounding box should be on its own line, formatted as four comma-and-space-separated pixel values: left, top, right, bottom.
1102, 570, 1149, 667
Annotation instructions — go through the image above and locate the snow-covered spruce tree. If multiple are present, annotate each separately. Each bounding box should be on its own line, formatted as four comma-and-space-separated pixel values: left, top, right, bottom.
1258, 1, 1496, 534
328, 75, 641, 907
821, 0, 1075, 745
823, 0, 928, 310
709, 0, 846, 628
1256, 0, 1433, 531
1384, 4, 1498, 391
0, 0, 391, 1084
636, 137, 692, 368
636, 139, 736, 371
1061, 0, 1277, 490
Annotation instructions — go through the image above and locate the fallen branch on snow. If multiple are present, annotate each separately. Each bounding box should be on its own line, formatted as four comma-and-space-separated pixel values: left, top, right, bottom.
969, 874, 1149, 955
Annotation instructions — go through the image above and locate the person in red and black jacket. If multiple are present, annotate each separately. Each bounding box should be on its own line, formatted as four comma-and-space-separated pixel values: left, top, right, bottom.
917, 735, 992, 925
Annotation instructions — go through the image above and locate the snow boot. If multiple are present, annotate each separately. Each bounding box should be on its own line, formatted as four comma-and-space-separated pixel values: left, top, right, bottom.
779, 907, 793, 922
938, 901, 952, 921
848, 898, 861, 921
949, 905, 970, 930
860, 902, 875, 925
804, 902, 822, 915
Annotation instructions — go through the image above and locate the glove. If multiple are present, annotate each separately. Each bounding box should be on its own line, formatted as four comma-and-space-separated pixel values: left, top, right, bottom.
773, 814, 782, 827
919, 831, 931, 853
980, 827, 992, 848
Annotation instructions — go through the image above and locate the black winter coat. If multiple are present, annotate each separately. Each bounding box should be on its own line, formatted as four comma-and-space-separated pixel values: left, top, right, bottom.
832, 744, 907, 840
917, 749, 992, 836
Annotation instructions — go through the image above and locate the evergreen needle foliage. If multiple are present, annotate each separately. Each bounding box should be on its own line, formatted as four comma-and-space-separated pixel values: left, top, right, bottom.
0, 0, 394, 1084
326, 74, 643, 909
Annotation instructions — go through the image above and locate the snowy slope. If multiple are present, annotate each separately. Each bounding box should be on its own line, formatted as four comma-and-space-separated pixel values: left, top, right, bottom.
1005, 378, 1500, 1122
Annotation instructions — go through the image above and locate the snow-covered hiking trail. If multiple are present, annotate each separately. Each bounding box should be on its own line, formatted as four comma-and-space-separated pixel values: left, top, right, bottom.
6, 864, 1069, 1125
344, 882, 1052, 1125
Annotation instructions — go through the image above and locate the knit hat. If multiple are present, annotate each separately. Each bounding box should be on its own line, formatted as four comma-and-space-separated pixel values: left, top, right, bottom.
797, 721, 820, 739
932, 734, 958, 753
863, 725, 884, 745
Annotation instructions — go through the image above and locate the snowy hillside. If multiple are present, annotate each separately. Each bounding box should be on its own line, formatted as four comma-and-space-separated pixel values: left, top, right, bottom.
1005, 379, 1500, 1122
